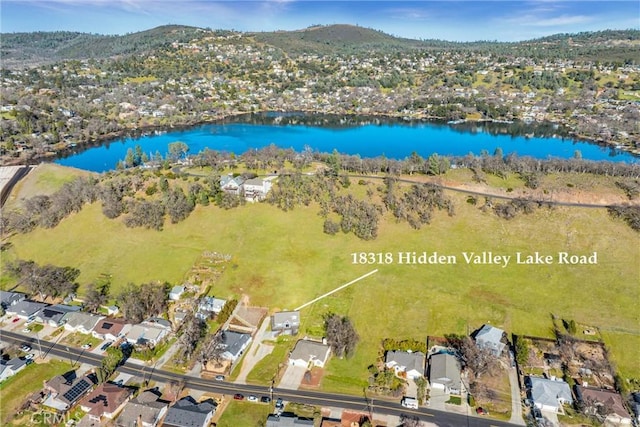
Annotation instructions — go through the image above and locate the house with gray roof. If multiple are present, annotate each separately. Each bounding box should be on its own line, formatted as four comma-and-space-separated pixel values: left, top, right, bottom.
266, 414, 314, 426
6, 300, 48, 319
64, 312, 105, 334
36, 304, 81, 327
271, 310, 300, 336
474, 324, 506, 356
169, 285, 186, 301
220, 330, 251, 362
428, 353, 462, 395
126, 320, 171, 348
162, 396, 216, 427
0, 357, 28, 382
0, 290, 25, 309
289, 340, 331, 368
385, 351, 425, 380
220, 175, 245, 196
116, 390, 168, 427
526, 376, 573, 413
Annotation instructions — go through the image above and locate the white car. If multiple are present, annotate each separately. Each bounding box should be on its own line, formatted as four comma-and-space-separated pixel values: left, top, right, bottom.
25, 353, 35, 359
22, 328, 31, 333
247, 395, 258, 402
20, 345, 32, 352
81, 343, 92, 350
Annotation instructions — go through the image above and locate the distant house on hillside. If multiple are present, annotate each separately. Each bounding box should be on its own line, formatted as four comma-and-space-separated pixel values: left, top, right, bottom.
196, 297, 226, 320
220, 175, 245, 196
169, 285, 186, 301
385, 350, 425, 380
243, 177, 274, 202
474, 324, 506, 356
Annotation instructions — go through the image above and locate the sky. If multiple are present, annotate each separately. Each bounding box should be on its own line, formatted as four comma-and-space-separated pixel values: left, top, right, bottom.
1, 1, 638, 42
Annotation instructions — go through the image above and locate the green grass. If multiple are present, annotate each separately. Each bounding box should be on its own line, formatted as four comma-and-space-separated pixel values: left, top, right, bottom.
0, 360, 73, 425
216, 401, 270, 427
246, 337, 295, 385
61, 332, 101, 348
131, 338, 177, 362
5, 174, 639, 395
446, 396, 462, 405
3, 163, 93, 209
601, 331, 640, 385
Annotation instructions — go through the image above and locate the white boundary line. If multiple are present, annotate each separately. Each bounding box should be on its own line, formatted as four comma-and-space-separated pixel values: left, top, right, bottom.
294, 269, 379, 311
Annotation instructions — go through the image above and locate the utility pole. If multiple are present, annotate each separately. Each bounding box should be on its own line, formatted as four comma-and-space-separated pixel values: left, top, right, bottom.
34, 331, 43, 358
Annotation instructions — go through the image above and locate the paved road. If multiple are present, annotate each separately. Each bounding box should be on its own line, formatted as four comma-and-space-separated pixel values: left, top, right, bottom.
1, 330, 516, 427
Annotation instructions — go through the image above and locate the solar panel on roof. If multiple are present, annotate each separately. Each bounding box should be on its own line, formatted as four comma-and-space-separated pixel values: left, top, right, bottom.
102, 322, 113, 330
62, 379, 91, 402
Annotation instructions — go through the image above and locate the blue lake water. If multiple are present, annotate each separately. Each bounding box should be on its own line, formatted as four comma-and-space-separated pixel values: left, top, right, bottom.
55, 117, 637, 172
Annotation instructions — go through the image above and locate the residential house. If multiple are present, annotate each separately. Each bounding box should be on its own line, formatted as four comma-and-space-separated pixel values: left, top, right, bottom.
169, 286, 186, 301
126, 319, 171, 347
243, 177, 273, 202
116, 389, 168, 427
428, 353, 462, 395
64, 312, 105, 334
43, 371, 97, 411
0, 357, 28, 382
6, 300, 48, 319
162, 396, 216, 427
0, 290, 26, 309
80, 383, 132, 422
527, 376, 573, 413
266, 414, 314, 426
196, 297, 226, 320
92, 318, 130, 341
385, 350, 426, 380
474, 324, 506, 356
219, 330, 252, 362
35, 304, 81, 327
220, 175, 245, 196
575, 386, 632, 425
289, 340, 331, 368
271, 311, 300, 335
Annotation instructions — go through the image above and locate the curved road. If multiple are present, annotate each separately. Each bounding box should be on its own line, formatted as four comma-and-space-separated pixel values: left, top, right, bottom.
2, 330, 514, 427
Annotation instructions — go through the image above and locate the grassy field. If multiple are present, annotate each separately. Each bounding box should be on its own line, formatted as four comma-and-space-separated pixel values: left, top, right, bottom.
3, 163, 94, 209
4, 167, 639, 395
216, 400, 271, 427
0, 359, 73, 425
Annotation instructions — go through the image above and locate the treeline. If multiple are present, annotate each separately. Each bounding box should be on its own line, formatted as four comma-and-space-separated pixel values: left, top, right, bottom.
4, 259, 79, 300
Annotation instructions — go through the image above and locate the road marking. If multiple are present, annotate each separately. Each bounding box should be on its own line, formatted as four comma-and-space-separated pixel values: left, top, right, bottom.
295, 269, 378, 311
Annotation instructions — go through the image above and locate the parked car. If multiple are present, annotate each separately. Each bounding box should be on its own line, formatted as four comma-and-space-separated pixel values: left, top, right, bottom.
22, 328, 31, 333
476, 407, 488, 415
26, 317, 36, 324
214, 375, 225, 381
275, 398, 284, 409
81, 343, 92, 350
100, 341, 113, 351
20, 344, 32, 352
401, 397, 418, 409
247, 395, 258, 402
12, 317, 20, 323
233, 394, 244, 400
260, 396, 271, 404
25, 353, 35, 360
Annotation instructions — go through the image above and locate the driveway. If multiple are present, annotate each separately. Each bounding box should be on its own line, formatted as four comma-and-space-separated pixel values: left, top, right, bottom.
279, 364, 306, 390
507, 366, 526, 425
235, 317, 274, 384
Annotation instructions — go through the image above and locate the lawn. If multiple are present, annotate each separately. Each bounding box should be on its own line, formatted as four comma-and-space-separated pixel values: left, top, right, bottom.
0, 359, 73, 425
5, 171, 640, 395
245, 337, 295, 385
216, 400, 271, 427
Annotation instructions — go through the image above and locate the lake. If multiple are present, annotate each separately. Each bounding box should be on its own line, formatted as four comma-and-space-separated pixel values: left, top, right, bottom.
55, 114, 637, 172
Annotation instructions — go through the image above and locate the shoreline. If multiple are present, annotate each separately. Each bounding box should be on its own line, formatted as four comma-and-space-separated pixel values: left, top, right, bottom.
1, 109, 638, 168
